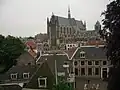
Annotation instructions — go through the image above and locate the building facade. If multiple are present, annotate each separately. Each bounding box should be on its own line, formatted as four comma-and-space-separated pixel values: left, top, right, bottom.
71, 45, 108, 90
47, 7, 102, 49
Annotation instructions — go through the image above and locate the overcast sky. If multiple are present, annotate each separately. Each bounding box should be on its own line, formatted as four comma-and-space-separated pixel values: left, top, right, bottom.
0, 0, 110, 37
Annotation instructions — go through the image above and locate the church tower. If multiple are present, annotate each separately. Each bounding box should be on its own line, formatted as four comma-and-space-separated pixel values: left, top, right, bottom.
94, 21, 101, 31
68, 6, 71, 19
48, 13, 59, 50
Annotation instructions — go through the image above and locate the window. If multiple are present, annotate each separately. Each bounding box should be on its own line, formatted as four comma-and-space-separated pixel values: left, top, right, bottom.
70, 45, 72, 47
95, 61, 99, 65
88, 68, 92, 75
67, 27, 69, 33
103, 61, 107, 65
28, 63, 31, 65
64, 27, 66, 34
75, 68, 78, 75
11, 73, 17, 79
80, 51, 85, 58
74, 61, 78, 66
23, 73, 29, 79
95, 68, 99, 75
70, 28, 72, 34
81, 61, 85, 65
60, 27, 62, 33
88, 61, 92, 65
38, 77, 47, 88
81, 68, 85, 75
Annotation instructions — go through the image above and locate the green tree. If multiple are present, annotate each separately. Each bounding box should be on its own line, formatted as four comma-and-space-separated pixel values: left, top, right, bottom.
99, 0, 120, 90
0, 35, 25, 73
52, 76, 73, 90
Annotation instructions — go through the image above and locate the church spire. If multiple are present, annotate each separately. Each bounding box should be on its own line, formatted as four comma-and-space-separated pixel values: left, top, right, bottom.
68, 5, 71, 18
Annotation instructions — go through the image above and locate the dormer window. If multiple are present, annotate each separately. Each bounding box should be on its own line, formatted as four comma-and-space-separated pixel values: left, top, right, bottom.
38, 77, 47, 88
80, 51, 85, 58
23, 73, 29, 79
11, 73, 17, 79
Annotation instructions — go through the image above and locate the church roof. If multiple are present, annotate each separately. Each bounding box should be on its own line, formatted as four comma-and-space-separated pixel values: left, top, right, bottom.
50, 15, 86, 30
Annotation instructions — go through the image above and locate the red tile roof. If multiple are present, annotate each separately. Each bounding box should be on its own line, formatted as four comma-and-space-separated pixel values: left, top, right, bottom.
25, 40, 36, 49
86, 40, 104, 45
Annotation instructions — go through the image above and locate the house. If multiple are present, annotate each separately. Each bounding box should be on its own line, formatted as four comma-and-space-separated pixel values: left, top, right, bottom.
0, 50, 72, 90
0, 52, 36, 90
71, 45, 108, 90
0, 56, 55, 90
36, 51, 72, 77
24, 51, 73, 90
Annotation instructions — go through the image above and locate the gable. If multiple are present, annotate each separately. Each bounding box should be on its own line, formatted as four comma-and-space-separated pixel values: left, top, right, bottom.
37, 54, 69, 74
24, 62, 54, 90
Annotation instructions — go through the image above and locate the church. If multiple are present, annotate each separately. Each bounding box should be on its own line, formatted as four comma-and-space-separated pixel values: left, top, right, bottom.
47, 7, 101, 49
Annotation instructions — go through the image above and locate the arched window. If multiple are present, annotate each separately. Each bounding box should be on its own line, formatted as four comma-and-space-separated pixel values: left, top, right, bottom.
64, 27, 66, 34
70, 28, 72, 34
60, 27, 62, 33
67, 27, 68, 33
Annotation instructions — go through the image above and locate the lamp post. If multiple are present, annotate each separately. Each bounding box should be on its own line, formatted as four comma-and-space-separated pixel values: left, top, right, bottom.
72, 59, 75, 90
54, 52, 58, 85
55, 59, 58, 85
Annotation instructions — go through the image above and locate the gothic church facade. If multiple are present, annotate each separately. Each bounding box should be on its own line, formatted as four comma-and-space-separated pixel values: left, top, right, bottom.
47, 7, 101, 49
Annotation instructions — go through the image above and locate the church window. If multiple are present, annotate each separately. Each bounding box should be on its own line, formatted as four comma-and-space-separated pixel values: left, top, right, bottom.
64, 27, 66, 34
60, 27, 62, 33
70, 28, 72, 34
67, 27, 69, 33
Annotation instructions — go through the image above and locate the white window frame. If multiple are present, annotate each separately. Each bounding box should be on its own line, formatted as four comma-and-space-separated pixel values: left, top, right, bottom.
11, 73, 18, 79
38, 77, 47, 88
88, 68, 93, 76
23, 73, 29, 79
95, 68, 99, 75
88, 61, 92, 65
103, 61, 107, 65
94, 61, 99, 65
80, 51, 85, 58
81, 61, 85, 66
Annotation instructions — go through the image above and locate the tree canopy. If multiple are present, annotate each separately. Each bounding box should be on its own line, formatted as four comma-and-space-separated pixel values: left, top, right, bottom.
52, 76, 73, 90
0, 35, 25, 73
99, 0, 120, 90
